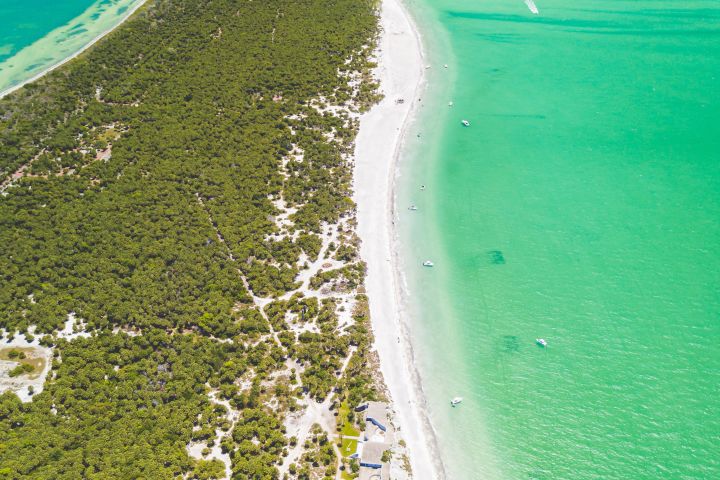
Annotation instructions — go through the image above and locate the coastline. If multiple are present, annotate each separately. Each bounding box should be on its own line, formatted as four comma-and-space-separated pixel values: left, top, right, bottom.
0, 0, 148, 99
354, 0, 446, 478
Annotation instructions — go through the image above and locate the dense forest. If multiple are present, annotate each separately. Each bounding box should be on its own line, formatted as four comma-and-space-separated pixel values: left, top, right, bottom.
0, 0, 385, 478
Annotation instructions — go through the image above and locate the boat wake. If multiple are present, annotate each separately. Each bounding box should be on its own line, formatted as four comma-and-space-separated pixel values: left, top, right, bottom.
524, 0, 539, 14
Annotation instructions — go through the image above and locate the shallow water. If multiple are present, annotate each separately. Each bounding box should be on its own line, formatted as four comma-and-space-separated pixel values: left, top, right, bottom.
398, 0, 720, 478
0, 0, 145, 96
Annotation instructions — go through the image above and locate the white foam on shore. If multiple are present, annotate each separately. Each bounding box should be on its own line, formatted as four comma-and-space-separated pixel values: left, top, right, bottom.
354, 0, 446, 478
0, 0, 148, 99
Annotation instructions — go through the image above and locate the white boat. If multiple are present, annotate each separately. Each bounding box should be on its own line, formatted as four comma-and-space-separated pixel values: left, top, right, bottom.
461, 119, 470, 127
420, 185, 426, 191
536, 338, 548, 347
423, 260, 434, 267
451, 397, 463, 407
448, 101, 454, 107
444, 64, 449, 69
408, 205, 418, 211
524, 0, 539, 14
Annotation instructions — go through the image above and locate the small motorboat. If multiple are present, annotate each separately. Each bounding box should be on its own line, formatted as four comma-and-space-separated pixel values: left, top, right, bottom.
451, 397, 463, 407
423, 260, 434, 267
408, 204, 418, 211
536, 338, 548, 347
461, 119, 470, 127
444, 64, 449, 69
420, 185, 426, 191
448, 101, 454, 107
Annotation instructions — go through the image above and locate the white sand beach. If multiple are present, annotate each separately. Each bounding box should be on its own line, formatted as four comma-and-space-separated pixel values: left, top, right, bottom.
355, 0, 446, 478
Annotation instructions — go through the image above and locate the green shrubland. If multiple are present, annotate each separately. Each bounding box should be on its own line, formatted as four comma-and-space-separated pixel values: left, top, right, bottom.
0, 0, 382, 478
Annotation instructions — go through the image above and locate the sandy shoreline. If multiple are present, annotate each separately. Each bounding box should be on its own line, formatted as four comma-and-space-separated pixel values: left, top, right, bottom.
354, 0, 446, 478
0, 0, 148, 99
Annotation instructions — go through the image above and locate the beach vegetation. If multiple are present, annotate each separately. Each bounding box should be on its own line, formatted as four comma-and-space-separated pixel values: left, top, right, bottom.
191, 459, 226, 480
340, 470, 357, 480
0, 0, 384, 477
6, 349, 25, 360
8, 363, 34, 377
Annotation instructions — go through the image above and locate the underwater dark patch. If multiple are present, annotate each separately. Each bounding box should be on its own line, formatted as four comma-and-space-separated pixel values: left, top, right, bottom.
502, 335, 519, 353
488, 250, 505, 265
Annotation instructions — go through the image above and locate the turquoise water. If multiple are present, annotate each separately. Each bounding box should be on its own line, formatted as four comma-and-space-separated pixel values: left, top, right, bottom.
0, 1, 93, 62
0, 0, 145, 96
399, 0, 720, 478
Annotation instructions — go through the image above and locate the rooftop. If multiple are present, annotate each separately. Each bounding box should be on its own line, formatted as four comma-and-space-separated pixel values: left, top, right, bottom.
359, 468, 386, 480
360, 441, 387, 465
364, 401, 388, 424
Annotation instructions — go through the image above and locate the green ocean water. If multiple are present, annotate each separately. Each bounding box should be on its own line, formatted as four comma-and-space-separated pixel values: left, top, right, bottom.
398, 0, 720, 478
0, 0, 145, 96
0, 1, 93, 61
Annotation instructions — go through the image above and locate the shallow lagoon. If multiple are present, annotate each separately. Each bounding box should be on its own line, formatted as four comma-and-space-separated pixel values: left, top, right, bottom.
0, 0, 145, 96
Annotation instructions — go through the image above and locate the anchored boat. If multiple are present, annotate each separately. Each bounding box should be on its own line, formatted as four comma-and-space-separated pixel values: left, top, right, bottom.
536, 338, 548, 347
451, 397, 463, 407
423, 260, 434, 267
